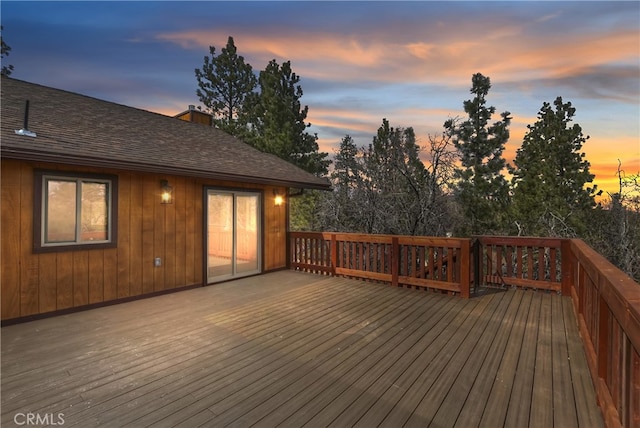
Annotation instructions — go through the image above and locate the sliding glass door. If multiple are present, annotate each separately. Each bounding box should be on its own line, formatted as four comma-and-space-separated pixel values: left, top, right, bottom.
206, 189, 261, 283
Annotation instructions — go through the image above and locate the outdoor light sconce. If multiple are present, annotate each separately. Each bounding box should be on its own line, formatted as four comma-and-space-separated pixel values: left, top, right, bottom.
273, 190, 284, 206
160, 179, 173, 204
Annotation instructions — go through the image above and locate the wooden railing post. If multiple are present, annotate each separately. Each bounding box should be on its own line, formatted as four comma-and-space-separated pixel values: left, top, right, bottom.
460, 239, 471, 298
330, 233, 337, 276
288, 232, 295, 269
473, 238, 481, 294
391, 236, 399, 287
561, 239, 572, 296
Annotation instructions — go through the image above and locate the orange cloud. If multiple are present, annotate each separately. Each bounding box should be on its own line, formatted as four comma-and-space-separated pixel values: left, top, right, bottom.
157, 30, 390, 81
155, 16, 638, 196
157, 22, 638, 94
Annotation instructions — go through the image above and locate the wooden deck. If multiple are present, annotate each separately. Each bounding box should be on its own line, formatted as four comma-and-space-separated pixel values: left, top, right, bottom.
1, 270, 603, 427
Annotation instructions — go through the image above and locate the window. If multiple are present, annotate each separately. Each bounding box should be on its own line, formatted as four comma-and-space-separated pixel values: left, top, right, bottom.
34, 170, 117, 252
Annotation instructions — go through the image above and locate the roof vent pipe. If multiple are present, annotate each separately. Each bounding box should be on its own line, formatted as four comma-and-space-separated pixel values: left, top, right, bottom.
14, 100, 37, 137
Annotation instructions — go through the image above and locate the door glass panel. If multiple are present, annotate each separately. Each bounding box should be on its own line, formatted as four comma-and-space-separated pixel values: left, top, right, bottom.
236, 194, 259, 274
207, 193, 234, 280
207, 190, 260, 283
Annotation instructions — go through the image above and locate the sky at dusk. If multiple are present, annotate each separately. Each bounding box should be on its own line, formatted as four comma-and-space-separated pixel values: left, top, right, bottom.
2, 1, 639, 197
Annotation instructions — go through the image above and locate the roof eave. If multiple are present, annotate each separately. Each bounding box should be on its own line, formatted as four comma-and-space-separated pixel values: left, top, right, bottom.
1, 149, 332, 191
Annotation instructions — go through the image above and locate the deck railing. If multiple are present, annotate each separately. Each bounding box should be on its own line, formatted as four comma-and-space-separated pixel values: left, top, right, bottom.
289, 232, 471, 298
473, 236, 564, 293
563, 239, 640, 428
474, 235, 640, 428
288, 231, 640, 427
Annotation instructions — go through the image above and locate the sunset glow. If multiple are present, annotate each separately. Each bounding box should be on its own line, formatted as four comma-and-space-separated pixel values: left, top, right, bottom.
2, 1, 638, 198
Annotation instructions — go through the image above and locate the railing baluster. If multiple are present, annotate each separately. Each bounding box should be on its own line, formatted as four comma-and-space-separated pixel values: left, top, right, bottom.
527, 247, 534, 280
550, 247, 557, 282
402, 245, 408, 278
446, 247, 453, 283
496, 245, 503, 279
391, 236, 399, 287
431, 247, 437, 281
538, 247, 545, 282
516, 246, 523, 279
506, 245, 513, 279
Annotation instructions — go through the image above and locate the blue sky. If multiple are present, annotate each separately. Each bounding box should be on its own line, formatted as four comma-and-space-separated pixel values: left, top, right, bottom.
2, 1, 639, 195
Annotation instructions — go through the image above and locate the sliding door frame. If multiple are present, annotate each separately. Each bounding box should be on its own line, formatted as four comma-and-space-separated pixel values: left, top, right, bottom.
203, 186, 263, 284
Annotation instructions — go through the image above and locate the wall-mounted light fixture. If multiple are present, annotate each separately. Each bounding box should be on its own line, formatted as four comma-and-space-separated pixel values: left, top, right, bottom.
160, 179, 173, 204
273, 190, 284, 206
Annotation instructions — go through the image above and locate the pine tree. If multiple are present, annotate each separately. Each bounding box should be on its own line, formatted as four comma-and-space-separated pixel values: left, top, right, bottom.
510, 97, 597, 236
244, 59, 329, 176
195, 36, 256, 135
361, 119, 430, 235
315, 134, 371, 233
1, 26, 14, 76
332, 135, 360, 193
327, 135, 361, 230
445, 73, 511, 235
315, 124, 459, 236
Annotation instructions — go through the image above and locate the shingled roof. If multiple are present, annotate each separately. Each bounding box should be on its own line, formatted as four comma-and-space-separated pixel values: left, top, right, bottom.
1, 77, 331, 190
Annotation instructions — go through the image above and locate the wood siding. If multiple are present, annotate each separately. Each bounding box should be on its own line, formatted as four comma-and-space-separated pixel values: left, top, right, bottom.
1, 159, 288, 321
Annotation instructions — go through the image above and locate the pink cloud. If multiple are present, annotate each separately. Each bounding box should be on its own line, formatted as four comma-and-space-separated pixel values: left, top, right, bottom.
155, 18, 638, 198
157, 23, 637, 91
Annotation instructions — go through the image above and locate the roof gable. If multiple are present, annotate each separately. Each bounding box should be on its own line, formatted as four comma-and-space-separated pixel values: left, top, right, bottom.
1, 77, 331, 190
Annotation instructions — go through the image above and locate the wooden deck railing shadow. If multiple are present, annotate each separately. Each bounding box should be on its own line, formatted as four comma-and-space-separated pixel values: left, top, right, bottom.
289, 231, 640, 427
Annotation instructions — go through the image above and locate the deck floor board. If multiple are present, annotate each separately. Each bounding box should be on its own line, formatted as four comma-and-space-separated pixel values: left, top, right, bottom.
1, 271, 604, 427
442, 288, 525, 428
477, 290, 533, 427
530, 293, 554, 427
504, 291, 542, 427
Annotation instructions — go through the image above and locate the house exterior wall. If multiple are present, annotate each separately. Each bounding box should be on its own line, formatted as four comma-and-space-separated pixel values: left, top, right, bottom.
1, 158, 288, 321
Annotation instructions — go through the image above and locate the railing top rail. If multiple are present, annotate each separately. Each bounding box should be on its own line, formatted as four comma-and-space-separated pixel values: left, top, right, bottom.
331, 233, 393, 244
291, 231, 472, 246
289, 231, 331, 238
474, 235, 564, 247
397, 236, 470, 247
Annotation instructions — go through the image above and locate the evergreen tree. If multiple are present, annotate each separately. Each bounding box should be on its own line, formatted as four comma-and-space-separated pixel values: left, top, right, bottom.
510, 97, 597, 236
445, 73, 511, 235
322, 135, 362, 231
315, 124, 459, 237
195, 36, 256, 135
244, 59, 329, 176
332, 135, 360, 194
289, 190, 325, 232
362, 119, 431, 235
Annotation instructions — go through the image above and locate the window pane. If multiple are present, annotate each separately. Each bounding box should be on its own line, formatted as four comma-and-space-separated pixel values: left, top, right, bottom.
81, 182, 108, 242
46, 180, 77, 242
